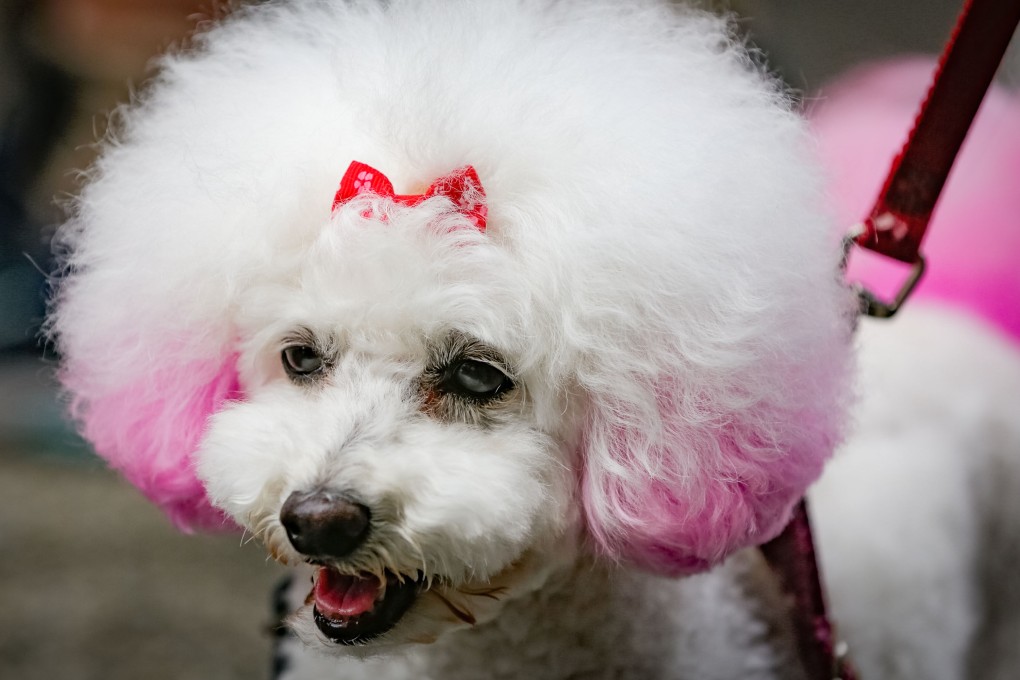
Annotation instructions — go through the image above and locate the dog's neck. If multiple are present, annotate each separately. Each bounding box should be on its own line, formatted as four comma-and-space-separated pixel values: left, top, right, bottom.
282, 551, 804, 680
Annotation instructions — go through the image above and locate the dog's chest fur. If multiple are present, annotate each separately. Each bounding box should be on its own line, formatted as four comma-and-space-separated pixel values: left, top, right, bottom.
275, 552, 805, 680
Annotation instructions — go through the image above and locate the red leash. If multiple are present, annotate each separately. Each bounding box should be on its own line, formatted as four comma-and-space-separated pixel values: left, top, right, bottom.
853, 0, 1020, 315
761, 501, 857, 679
763, 1, 1020, 678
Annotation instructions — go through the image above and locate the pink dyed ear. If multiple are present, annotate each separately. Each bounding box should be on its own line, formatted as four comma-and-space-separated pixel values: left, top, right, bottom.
67, 354, 242, 532
581, 382, 833, 576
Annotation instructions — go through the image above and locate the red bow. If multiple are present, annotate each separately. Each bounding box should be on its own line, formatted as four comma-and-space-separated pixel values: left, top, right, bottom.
332, 161, 487, 231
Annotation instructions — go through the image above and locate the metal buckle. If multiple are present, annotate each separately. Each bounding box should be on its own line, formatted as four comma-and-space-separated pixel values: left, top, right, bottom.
841, 231, 927, 319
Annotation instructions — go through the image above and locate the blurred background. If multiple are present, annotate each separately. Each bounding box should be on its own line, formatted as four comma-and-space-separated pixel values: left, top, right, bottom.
0, 1, 1017, 678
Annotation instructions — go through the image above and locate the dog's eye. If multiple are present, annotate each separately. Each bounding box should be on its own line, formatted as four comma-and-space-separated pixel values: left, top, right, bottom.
440, 360, 513, 400
282, 345, 324, 377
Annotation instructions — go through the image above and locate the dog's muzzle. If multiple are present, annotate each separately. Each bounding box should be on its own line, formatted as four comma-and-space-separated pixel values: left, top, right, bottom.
279, 489, 422, 644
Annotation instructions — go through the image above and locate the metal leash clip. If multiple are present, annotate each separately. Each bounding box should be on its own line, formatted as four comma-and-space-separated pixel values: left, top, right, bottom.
841, 227, 926, 320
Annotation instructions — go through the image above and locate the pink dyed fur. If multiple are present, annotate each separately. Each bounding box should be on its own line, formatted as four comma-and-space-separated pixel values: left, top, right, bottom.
584, 436, 828, 576
66, 357, 241, 531
812, 58, 1020, 344
583, 366, 843, 575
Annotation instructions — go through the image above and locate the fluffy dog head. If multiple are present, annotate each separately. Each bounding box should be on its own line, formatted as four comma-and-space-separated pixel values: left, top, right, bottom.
49, 0, 854, 650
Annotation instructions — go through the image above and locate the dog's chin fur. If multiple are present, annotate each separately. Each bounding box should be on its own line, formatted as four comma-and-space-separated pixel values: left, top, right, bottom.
286, 544, 580, 654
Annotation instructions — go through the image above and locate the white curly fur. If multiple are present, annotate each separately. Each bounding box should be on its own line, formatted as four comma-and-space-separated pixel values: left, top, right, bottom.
47, 1, 1020, 678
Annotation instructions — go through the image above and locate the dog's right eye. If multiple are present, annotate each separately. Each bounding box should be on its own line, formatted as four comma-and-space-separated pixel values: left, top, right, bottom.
282, 345, 324, 378
439, 359, 513, 401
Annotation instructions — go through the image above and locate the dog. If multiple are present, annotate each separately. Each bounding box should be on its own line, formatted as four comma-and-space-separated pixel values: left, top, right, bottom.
47, 1, 1020, 678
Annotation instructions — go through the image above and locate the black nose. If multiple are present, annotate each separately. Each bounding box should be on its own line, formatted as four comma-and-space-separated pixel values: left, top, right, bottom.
280, 490, 371, 559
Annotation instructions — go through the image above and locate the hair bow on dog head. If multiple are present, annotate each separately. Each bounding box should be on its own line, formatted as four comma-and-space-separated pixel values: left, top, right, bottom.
333, 161, 488, 231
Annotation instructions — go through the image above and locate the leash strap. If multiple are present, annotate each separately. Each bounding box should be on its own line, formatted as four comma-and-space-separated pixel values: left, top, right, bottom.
766, 1, 1020, 678
851, 0, 1020, 318
761, 500, 857, 680
855, 0, 1020, 266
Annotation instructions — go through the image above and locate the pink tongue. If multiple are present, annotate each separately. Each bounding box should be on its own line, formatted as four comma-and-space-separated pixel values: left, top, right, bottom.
313, 569, 382, 618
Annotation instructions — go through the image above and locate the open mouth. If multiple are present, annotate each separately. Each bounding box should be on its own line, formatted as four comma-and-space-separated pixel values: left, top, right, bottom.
311, 567, 423, 645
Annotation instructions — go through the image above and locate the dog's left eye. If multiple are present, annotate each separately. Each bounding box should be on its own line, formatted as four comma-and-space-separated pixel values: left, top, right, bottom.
282, 345, 324, 378
440, 360, 513, 400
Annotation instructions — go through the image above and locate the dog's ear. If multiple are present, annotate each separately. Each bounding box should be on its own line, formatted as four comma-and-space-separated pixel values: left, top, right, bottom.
61, 353, 241, 531
579, 372, 838, 576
